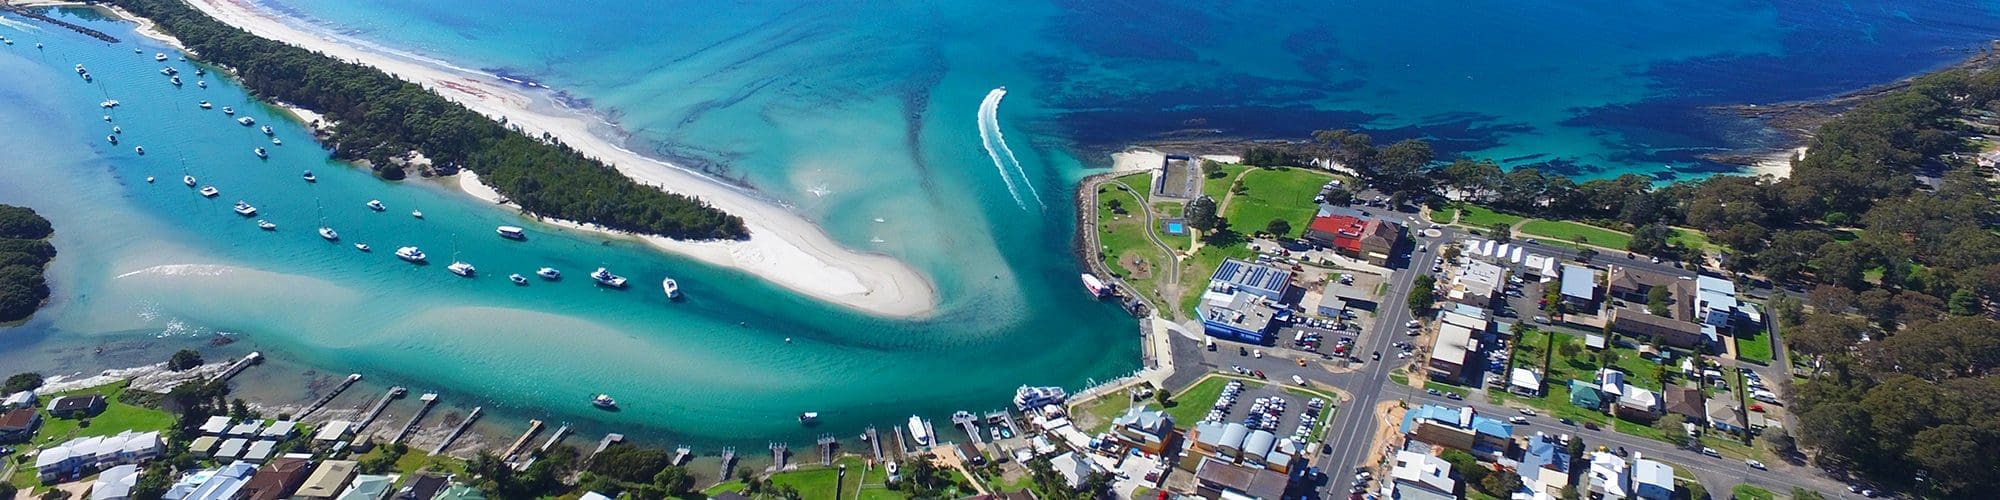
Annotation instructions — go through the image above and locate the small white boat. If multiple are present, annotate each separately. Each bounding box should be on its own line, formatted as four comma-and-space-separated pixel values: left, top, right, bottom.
495, 226, 525, 240
908, 415, 931, 445
254, 147, 267, 159
100, 99, 119, 108
271, 137, 282, 145
81, 73, 91, 82
536, 267, 561, 280
799, 412, 819, 423
145, 176, 155, 183
302, 171, 316, 182
355, 243, 371, 252
592, 394, 617, 409
256, 220, 277, 231
154, 52, 167, 61
195, 68, 205, 76
318, 226, 338, 241
199, 186, 219, 197
106, 134, 118, 144
102, 115, 111, 122
198, 100, 212, 109
196, 80, 207, 88
410, 210, 423, 219
75, 64, 86, 74
35, 43, 42, 49
395, 246, 427, 263
158, 67, 175, 76
221, 106, 234, 115
133, 146, 144, 155
236, 116, 255, 126
261, 125, 273, 135
170, 76, 181, 86
591, 268, 628, 288
448, 261, 476, 277
509, 274, 528, 285
183, 175, 197, 187
112, 126, 122, 134
232, 201, 257, 216
662, 278, 681, 299
366, 200, 385, 211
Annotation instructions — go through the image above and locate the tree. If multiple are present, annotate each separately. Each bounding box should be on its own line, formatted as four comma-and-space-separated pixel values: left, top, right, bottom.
652, 466, 694, 497
1479, 471, 1523, 498
1576, 247, 1598, 262
1408, 275, 1437, 312
1791, 488, 1826, 500
167, 349, 204, 371
1153, 388, 1171, 407
587, 444, 673, 483
1105, 198, 1124, 215
1647, 286, 1671, 316
1264, 219, 1292, 238
1185, 197, 1221, 232
1558, 341, 1582, 359
1200, 160, 1223, 179
1489, 223, 1513, 244
3, 372, 42, 393
1439, 449, 1488, 486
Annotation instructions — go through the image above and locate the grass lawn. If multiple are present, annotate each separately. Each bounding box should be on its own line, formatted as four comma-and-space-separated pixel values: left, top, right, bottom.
1071, 390, 1141, 435
766, 456, 904, 500
1177, 243, 1255, 316
703, 481, 748, 496
1736, 328, 1773, 364
1163, 376, 1250, 425
1732, 484, 1776, 500
1428, 207, 1457, 224
1095, 184, 1156, 278
1220, 167, 1337, 239
1456, 205, 1527, 227
1667, 227, 1721, 253
1201, 164, 1252, 198
1612, 417, 1670, 443
1611, 352, 1666, 391
1388, 372, 1410, 386
1518, 220, 1633, 249
29, 382, 176, 447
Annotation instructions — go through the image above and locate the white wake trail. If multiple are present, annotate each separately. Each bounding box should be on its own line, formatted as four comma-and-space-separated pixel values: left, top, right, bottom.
977, 88, 1027, 209
986, 89, 1044, 208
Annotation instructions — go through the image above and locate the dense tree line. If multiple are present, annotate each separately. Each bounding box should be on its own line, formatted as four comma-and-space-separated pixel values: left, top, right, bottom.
106, 0, 746, 241
0, 204, 54, 322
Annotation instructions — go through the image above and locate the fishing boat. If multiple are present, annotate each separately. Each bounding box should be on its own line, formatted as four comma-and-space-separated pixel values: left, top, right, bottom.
592, 394, 618, 409
133, 146, 144, 155
221, 106, 234, 115
662, 278, 681, 299
302, 171, 316, 182
410, 210, 424, 219
907, 416, 931, 446
154, 52, 167, 61
236, 116, 255, 126
198, 100, 211, 109
366, 200, 385, 211
232, 201, 257, 216
447, 260, 476, 277
183, 175, 197, 187
318, 226, 338, 241
798, 412, 819, 424
256, 220, 277, 230
495, 226, 525, 240
509, 274, 528, 285
354, 243, 371, 252
590, 268, 628, 288
394, 246, 427, 263
536, 267, 561, 280
254, 147, 267, 159
199, 186, 219, 197
260, 125, 273, 135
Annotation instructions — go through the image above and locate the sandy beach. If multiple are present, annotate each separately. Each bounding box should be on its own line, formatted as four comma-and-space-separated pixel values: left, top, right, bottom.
1748, 146, 1806, 179
171, 0, 936, 317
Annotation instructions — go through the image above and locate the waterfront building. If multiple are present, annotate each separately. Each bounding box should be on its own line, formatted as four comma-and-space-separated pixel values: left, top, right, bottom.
1199, 286, 1283, 344
335, 474, 394, 500
2, 389, 35, 410
200, 416, 232, 435
435, 484, 488, 500
261, 420, 299, 440
395, 473, 450, 500
239, 456, 313, 500
314, 420, 355, 443
33, 430, 162, 482
177, 462, 258, 500
228, 420, 265, 438
1108, 407, 1175, 455
46, 394, 106, 418
1209, 258, 1294, 301
1389, 450, 1457, 500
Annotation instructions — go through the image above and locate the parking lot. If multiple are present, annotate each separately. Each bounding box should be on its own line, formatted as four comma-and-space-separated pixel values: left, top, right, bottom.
1193, 379, 1330, 445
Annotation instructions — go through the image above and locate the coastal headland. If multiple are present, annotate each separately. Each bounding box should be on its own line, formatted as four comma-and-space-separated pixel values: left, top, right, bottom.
118, 0, 938, 317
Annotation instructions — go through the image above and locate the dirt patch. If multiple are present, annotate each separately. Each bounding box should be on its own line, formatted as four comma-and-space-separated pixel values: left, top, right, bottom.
1362, 401, 1410, 472
1119, 251, 1157, 281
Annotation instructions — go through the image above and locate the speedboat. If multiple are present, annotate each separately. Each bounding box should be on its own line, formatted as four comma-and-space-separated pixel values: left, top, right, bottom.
133, 146, 144, 155
318, 226, 338, 241
271, 138, 282, 145
260, 125, 273, 135
256, 220, 276, 230
366, 200, 385, 211
170, 76, 181, 86
592, 394, 618, 409
591, 267, 628, 288
447, 261, 476, 277
81, 73, 91, 82
495, 226, 525, 240
354, 243, 371, 252
183, 175, 197, 187
102, 115, 111, 122
196, 80, 207, 88
662, 278, 681, 299
199, 186, 219, 197
254, 147, 267, 159
536, 267, 561, 280
410, 210, 423, 219
302, 171, 316, 182
798, 412, 819, 424
75, 64, 85, 74
154, 52, 167, 61
236, 116, 255, 126
145, 176, 154, 183
198, 100, 212, 109
221, 106, 234, 115
158, 67, 174, 76
395, 246, 427, 263
106, 134, 117, 144
195, 68, 205, 76
509, 274, 528, 285
232, 201, 257, 216
908, 415, 931, 446
112, 126, 121, 134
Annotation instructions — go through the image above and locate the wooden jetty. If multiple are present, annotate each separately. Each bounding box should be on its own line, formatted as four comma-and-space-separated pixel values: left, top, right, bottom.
216, 352, 264, 382
536, 423, 570, 454
389, 393, 437, 445
501, 420, 545, 461
768, 442, 790, 471
865, 426, 884, 460
588, 433, 623, 462
355, 386, 407, 432
297, 373, 362, 419
720, 447, 737, 479
817, 434, 837, 465
672, 445, 692, 466
432, 406, 482, 455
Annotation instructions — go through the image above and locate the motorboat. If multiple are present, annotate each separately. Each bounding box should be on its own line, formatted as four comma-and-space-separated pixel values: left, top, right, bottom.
236, 116, 255, 126
354, 243, 371, 252
154, 52, 167, 61
183, 175, 197, 187
256, 220, 276, 230
395, 246, 427, 263
158, 67, 174, 76
495, 226, 525, 240
302, 171, 316, 182
907, 415, 931, 446
592, 394, 618, 409
102, 115, 111, 122
536, 267, 561, 280
196, 80, 207, 88
199, 186, 219, 197
113, 126, 121, 134
509, 274, 528, 285
170, 76, 181, 86
662, 278, 681, 299
145, 176, 154, 183
106, 134, 117, 144
195, 68, 205, 76
198, 100, 212, 109
81, 73, 91, 82
260, 125, 273, 135
232, 201, 257, 216
410, 210, 423, 219
100, 99, 119, 108
447, 260, 476, 277
75, 64, 86, 74
271, 137, 282, 145
133, 146, 144, 155
254, 147, 267, 159
591, 268, 628, 288
798, 412, 819, 424
318, 226, 338, 241
366, 200, 385, 211
221, 106, 234, 115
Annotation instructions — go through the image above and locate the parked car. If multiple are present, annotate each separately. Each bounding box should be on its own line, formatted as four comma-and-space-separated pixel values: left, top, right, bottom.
1745, 459, 1766, 470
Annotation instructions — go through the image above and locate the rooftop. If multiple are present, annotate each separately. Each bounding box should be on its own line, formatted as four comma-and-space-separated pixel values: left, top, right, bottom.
1560, 264, 1598, 300
1431, 323, 1479, 367
1211, 258, 1293, 298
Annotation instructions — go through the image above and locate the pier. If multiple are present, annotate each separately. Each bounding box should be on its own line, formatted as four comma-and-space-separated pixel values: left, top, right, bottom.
502, 420, 545, 461
817, 434, 837, 465
536, 423, 570, 455
720, 447, 736, 479
672, 445, 691, 466
432, 406, 482, 455
0, 5, 121, 43
952, 411, 983, 444
297, 373, 362, 420
216, 352, 264, 382
389, 393, 437, 445
865, 426, 884, 461
355, 386, 407, 432
768, 442, 790, 472
588, 433, 623, 463
891, 426, 909, 458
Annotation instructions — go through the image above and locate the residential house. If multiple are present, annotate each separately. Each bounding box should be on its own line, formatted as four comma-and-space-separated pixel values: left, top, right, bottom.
314, 420, 355, 443
1209, 258, 1294, 301
1694, 276, 1743, 345
1192, 457, 1289, 500
1509, 368, 1543, 397
1109, 407, 1176, 455
1428, 322, 1480, 382
1707, 396, 1746, 435
1303, 207, 1404, 265
1606, 266, 1680, 303
1596, 370, 1626, 401
435, 485, 487, 500
2, 389, 35, 410
1616, 386, 1660, 420
188, 436, 220, 457
46, 394, 106, 418
227, 420, 265, 438
1568, 380, 1603, 410
33, 431, 163, 482
176, 461, 259, 500
243, 440, 278, 463
0, 407, 41, 443
199, 416, 233, 436
1199, 286, 1283, 345
1586, 451, 1631, 499
1389, 450, 1457, 500
239, 457, 313, 500
1632, 456, 1674, 500
395, 474, 450, 500
1517, 434, 1572, 500
336, 474, 395, 500
216, 438, 248, 460
1663, 387, 1705, 421
1401, 405, 1513, 458
1559, 264, 1601, 312
261, 420, 298, 440
1047, 452, 1096, 490
91, 463, 141, 500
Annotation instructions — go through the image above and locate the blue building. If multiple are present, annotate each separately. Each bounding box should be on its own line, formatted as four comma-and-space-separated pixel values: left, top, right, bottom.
1210, 258, 1293, 301
1199, 287, 1283, 344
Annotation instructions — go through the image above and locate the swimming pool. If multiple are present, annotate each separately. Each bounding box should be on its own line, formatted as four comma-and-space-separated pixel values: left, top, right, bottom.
1162, 219, 1188, 236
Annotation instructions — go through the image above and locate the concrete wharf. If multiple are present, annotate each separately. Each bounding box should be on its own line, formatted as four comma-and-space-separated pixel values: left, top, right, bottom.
891, 426, 910, 458
588, 433, 623, 462
389, 393, 437, 445
297, 373, 361, 419
953, 411, 983, 444
432, 406, 482, 455
769, 442, 790, 471
720, 447, 737, 479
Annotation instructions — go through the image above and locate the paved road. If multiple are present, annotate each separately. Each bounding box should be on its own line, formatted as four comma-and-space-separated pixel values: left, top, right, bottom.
1316, 230, 1436, 476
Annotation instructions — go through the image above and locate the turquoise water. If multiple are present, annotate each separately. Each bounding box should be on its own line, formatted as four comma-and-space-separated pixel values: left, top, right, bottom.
4, 0, 2000, 448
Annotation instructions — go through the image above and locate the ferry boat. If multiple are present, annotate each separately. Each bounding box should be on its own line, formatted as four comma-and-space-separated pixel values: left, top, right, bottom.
590, 268, 628, 288
592, 394, 618, 409
198, 100, 212, 109
302, 171, 316, 182
447, 260, 476, 277
354, 243, 371, 252
254, 147, 267, 159
395, 246, 427, 263
221, 106, 234, 115
133, 146, 144, 155
154, 52, 167, 61
495, 226, 525, 240
536, 267, 561, 280
199, 186, 219, 197
509, 274, 528, 286
260, 125, 273, 135
798, 412, 819, 424
366, 200, 385, 211
662, 278, 681, 299
318, 226, 338, 241
256, 220, 277, 231
1080, 273, 1112, 298
907, 416, 931, 446
1013, 385, 1068, 411
232, 201, 257, 216
236, 116, 255, 126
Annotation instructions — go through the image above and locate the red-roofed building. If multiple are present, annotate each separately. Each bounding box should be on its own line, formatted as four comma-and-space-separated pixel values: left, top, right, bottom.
1304, 211, 1403, 265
